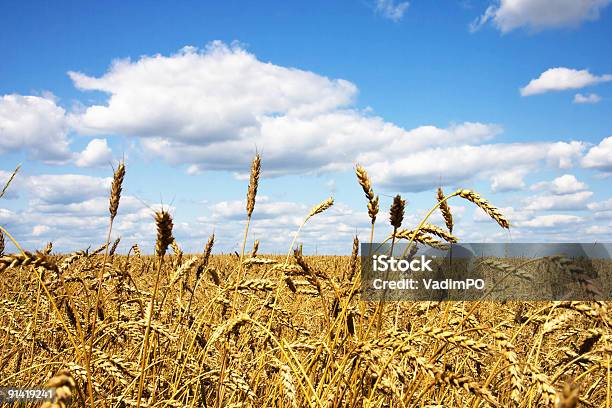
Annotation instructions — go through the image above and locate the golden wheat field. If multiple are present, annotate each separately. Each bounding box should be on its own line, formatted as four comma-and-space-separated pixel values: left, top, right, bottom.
0, 159, 610, 408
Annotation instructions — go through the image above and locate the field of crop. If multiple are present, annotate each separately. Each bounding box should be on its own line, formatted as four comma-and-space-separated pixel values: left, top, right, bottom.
0, 159, 610, 407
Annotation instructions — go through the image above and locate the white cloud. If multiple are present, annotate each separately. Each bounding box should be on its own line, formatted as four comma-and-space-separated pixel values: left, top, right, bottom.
367, 141, 583, 191
75, 138, 113, 167
516, 214, 584, 228
69, 42, 356, 140
0, 208, 17, 224
587, 198, 612, 211
471, 0, 612, 33
61, 43, 597, 192
0, 94, 72, 162
549, 174, 588, 194
520, 68, 612, 96
1, 171, 151, 252
573, 93, 602, 104
582, 136, 612, 172
490, 168, 528, 192
531, 174, 588, 194
584, 224, 611, 235
375, 0, 410, 21
592, 210, 612, 220
66, 44, 497, 183
25, 174, 111, 204
546, 141, 585, 169
186, 164, 202, 176
32, 225, 50, 237
524, 191, 593, 210
587, 199, 612, 220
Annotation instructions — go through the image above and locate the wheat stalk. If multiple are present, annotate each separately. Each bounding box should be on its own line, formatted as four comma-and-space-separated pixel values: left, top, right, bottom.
137, 209, 174, 408
0, 163, 20, 199
239, 153, 261, 271
285, 197, 334, 263
88, 161, 126, 407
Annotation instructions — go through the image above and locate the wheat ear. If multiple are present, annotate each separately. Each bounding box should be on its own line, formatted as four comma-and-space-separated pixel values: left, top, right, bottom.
154, 210, 174, 258
355, 164, 379, 254
109, 161, 125, 221
457, 189, 510, 229
437, 187, 454, 233
0, 231, 5, 256
286, 197, 334, 263
41, 369, 76, 408
355, 164, 379, 223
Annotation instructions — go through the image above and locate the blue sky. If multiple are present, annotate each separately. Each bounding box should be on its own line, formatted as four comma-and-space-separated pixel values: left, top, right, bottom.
1, 0, 611, 254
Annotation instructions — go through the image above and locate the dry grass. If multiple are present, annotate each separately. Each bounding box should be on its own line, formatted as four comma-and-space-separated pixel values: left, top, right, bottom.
0, 160, 609, 408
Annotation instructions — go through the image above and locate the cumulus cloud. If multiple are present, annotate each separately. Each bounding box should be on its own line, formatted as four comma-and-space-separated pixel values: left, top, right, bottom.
582, 136, 612, 172
587, 199, 612, 211
375, 0, 410, 21
524, 174, 592, 211
69, 42, 356, 139
367, 141, 583, 191
520, 68, 612, 96
573, 93, 602, 104
25, 174, 112, 205
490, 168, 528, 192
524, 191, 593, 211
60, 43, 596, 191
75, 138, 113, 167
584, 224, 611, 235
0, 207, 16, 224
0, 94, 72, 162
0, 171, 149, 252
68, 45, 487, 179
587, 199, 612, 220
530, 174, 588, 194
516, 214, 584, 228
471, 0, 612, 33
32, 225, 50, 237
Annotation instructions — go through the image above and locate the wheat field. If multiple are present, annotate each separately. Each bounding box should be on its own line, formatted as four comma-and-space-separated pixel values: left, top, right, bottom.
0, 159, 610, 408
